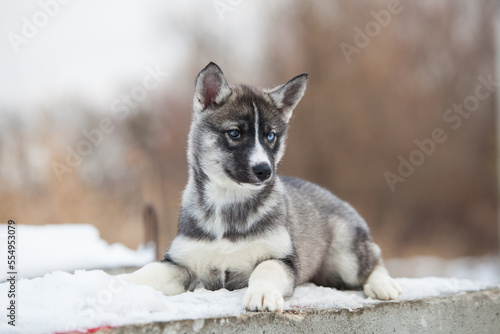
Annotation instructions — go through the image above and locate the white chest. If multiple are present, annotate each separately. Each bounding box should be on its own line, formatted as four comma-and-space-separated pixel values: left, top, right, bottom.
168, 227, 292, 286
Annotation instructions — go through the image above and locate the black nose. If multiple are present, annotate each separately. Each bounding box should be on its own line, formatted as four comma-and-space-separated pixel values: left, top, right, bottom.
252, 163, 272, 181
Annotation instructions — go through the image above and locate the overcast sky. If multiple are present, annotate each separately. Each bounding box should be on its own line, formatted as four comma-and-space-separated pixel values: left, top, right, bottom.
0, 0, 271, 112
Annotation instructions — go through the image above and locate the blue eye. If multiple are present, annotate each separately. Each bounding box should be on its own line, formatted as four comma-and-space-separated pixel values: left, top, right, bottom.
267, 132, 276, 142
228, 129, 241, 139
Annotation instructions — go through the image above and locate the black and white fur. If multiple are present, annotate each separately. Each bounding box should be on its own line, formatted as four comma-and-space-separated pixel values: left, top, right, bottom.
119, 62, 402, 312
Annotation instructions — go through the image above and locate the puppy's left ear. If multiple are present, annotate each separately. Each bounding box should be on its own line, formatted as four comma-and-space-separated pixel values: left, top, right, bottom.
193, 62, 231, 113
268, 74, 308, 122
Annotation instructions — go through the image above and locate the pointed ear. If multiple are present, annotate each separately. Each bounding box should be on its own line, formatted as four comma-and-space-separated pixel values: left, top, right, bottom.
193, 62, 231, 112
268, 74, 308, 122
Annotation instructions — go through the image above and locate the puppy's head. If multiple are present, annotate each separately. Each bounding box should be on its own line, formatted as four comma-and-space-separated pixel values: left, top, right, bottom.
188, 62, 307, 190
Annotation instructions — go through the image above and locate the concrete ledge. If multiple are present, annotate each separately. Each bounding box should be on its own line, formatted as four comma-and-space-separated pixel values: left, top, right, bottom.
101, 288, 500, 334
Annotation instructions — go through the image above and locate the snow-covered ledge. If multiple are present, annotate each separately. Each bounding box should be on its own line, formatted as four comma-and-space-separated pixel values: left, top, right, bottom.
2, 269, 498, 334
105, 288, 500, 334
2, 225, 498, 333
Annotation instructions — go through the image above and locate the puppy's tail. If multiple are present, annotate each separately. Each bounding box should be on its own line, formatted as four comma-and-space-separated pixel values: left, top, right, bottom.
143, 204, 160, 260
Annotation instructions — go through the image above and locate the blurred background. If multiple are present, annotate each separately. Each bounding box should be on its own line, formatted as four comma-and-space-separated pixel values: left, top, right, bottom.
0, 0, 499, 272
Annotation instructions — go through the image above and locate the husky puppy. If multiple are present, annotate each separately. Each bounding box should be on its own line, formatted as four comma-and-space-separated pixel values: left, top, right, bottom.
120, 62, 402, 312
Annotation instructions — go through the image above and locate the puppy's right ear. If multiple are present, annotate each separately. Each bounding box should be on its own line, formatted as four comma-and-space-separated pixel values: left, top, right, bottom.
193, 62, 231, 112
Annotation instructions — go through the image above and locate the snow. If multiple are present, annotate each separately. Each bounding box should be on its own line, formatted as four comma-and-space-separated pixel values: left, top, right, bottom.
0, 224, 155, 281
0, 270, 497, 334
0, 224, 498, 333
386, 255, 500, 284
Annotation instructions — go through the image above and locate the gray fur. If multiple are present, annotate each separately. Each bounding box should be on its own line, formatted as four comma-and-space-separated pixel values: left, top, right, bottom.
120, 63, 401, 309
171, 62, 380, 290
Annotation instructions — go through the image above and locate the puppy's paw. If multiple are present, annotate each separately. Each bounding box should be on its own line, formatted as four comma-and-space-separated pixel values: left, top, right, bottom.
243, 285, 284, 312
117, 272, 141, 285
364, 276, 402, 300
117, 265, 156, 286
117, 262, 186, 296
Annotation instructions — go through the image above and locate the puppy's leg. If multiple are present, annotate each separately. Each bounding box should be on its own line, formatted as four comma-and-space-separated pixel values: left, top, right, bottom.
243, 259, 295, 312
118, 261, 190, 296
317, 217, 402, 300
363, 263, 402, 300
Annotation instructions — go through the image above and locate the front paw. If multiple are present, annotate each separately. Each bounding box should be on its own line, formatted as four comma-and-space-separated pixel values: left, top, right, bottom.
243, 286, 284, 312
364, 276, 402, 300
117, 262, 187, 296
